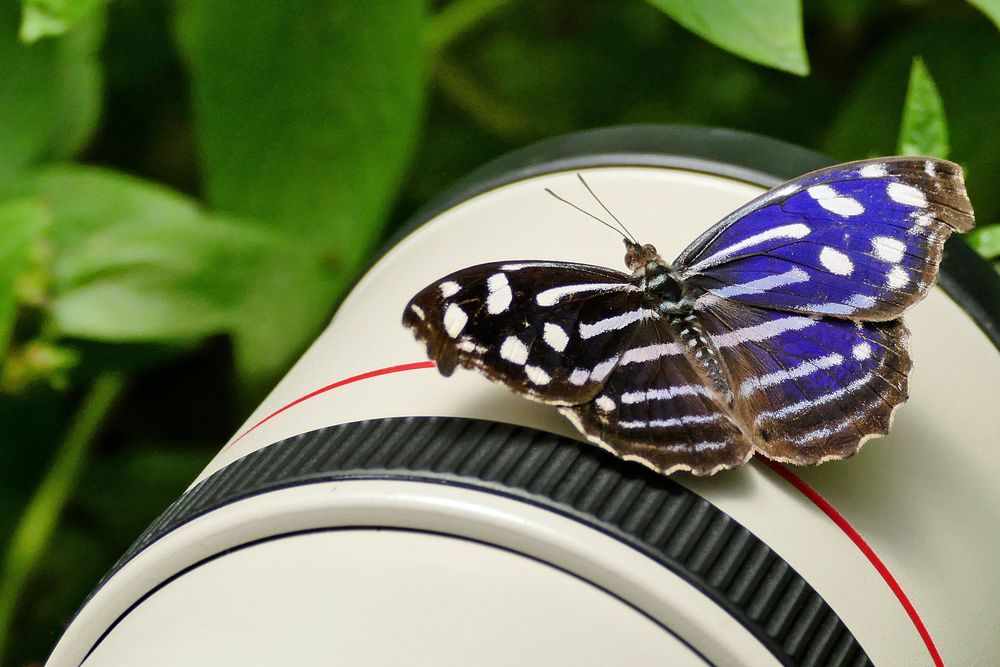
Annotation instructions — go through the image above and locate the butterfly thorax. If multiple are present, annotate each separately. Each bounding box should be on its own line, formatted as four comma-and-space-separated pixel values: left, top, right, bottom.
624, 240, 692, 313
625, 240, 733, 405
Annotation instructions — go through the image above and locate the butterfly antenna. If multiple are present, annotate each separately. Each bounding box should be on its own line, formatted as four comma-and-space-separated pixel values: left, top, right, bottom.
544, 188, 629, 241
575, 173, 639, 244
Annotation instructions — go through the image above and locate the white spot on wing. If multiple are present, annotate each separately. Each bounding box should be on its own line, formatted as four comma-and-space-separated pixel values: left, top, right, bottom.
852, 342, 872, 360
887, 266, 909, 289
801, 302, 855, 315
808, 185, 865, 217
536, 282, 637, 307
908, 212, 936, 236
487, 273, 507, 291
846, 294, 876, 308
486, 272, 512, 314
770, 183, 799, 200
409, 304, 425, 320
618, 414, 720, 428
543, 322, 569, 352
621, 384, 712, 404
500, 261, 577, 271
589, 356, 620, 382
443, 303, 468, 338
739, 353, 843, 396
756, 372, 875, 421
789, 399, 885, 445
859, 163, 887, 178
872, 236, 906, 263
620, 343, 683, 365
819, 247, 854, 276
525, 365, 551, 385
595, 395, 615, 412
688, 223, 811, 272
710, 316, 816, 348
887, 182, 927, 208
924, 160, 937, 176
439, 281, 460, 298
579, 309, 657, 339
500, 336, 529, 365
700, 267, 810, 304
569, 369, 590, 385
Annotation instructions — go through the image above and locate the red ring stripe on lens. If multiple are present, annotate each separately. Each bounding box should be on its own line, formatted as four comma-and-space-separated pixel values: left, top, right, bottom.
756, 456, 942, 666
224, 360, 436, 450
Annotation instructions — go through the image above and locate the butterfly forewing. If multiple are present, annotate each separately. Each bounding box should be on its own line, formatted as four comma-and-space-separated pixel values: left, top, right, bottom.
404, 260, 646, 405
677, 158, 974, 321
699, 301, 911, 463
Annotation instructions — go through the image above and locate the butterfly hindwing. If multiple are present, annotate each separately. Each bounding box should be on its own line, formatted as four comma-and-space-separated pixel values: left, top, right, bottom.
676, 157, 974, 321
403, 260, 645, 405
699, 301, 911, 464
559, 320, 754, 476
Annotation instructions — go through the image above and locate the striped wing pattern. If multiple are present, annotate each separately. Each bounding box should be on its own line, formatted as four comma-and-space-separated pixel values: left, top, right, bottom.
403, 157, 974, 476
699, 302, 911, 464
677, 158, 974, 320
559, 319, 754, 475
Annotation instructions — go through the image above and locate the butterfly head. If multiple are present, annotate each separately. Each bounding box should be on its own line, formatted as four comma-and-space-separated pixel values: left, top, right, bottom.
623, 239, 666, 273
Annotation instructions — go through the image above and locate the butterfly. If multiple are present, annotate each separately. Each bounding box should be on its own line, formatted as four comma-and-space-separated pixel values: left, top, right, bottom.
402, 158, 975, 476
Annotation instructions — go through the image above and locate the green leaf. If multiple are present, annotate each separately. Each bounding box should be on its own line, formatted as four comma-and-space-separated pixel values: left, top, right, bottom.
645, 0, 808, 75
0, 166, 338, 384
897, 57, 949, 159
51, 211, 336, 379
174, 0, 426, 383
825, 17, 1000, 224
0, 2, 102, 172
966, 0, 1000, 31
0, 199, 49, 362
968, 225, 1000, 260
51, 216, 272, 341
174, 0, 426, 275
19, 0, 104, 42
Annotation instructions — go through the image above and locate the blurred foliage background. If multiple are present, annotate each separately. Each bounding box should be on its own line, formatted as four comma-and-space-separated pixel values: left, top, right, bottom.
0, 0, 997, 662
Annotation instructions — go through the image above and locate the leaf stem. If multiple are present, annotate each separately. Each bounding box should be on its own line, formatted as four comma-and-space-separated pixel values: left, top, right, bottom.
425, 0, 516, 55
434, 56, 537, 139
0, 372, 125, 661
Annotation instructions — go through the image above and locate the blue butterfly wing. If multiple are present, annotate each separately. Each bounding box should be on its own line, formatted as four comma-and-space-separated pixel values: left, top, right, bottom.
699, 302, 911, 464
675, 157, 974, 320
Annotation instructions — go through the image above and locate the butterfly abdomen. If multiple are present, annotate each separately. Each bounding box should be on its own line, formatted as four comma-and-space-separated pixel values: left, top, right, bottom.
665, 313, 734, 406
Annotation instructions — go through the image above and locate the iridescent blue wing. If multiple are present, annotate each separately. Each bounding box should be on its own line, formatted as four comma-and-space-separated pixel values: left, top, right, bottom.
675, 157, 974, 320
699, 301, 911, 464
403, 260, 645, 405
558, 318, 753, 476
